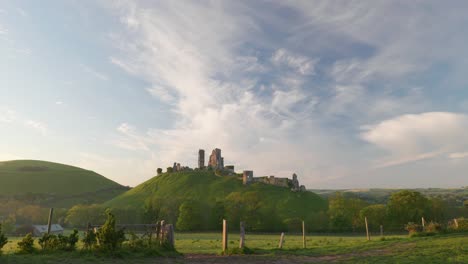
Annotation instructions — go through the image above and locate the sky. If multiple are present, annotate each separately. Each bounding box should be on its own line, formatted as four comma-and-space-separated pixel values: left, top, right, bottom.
1, 1, 468, 189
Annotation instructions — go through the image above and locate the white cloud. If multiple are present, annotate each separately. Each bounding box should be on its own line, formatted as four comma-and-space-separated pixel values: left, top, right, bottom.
55, 101, 64, 105
99, 1, 468, 188
449, 152, 468, 159
362, 112, 468, 167
271, 49, 318, 75
24, 120, 48, 136
81, 64, 109, 81
0, 108, 16, 123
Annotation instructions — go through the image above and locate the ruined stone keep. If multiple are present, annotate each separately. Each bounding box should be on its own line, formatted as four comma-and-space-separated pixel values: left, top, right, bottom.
208, 148, 224, 169
198, 149, 205, 169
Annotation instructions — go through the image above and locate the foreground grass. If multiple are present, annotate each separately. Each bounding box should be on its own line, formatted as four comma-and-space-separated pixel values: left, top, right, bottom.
0, 233, 466, 263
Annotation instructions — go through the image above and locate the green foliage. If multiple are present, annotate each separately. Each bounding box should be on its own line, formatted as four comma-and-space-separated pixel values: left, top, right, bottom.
96, 210, 126, 252
328, 193, 367, 231
359, 204, 387, 229
17, 233, 35, 254
0, 224, 8, 252
176, 200, 203, 231
388, 191, 431, 228
65, 204, 106, 227
405, 222, 422, 235
157, 168, 163, 175
425, 221, 443, 233
166, 167, 173, 173
0, 216, 16, 234
38, 233, 59, 251
82, 229, 97, 250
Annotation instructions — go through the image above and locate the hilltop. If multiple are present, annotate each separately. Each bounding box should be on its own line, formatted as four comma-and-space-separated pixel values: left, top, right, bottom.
0, 160, 129, 207
104, 170, 327, 231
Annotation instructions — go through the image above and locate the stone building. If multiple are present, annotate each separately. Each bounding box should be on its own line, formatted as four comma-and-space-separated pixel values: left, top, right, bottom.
198, 149, 205, 169
208, 148, 224, 169
242, 170, 254, 184
242, 172, 306, 192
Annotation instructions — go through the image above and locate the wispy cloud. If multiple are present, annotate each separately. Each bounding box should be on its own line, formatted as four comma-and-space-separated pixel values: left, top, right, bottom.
0, 108, 16, 123
100, 1, 468, 187
24, 120, 48, 136
81, 64, 109, 81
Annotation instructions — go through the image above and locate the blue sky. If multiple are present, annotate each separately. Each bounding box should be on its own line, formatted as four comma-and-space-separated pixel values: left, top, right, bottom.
1, 1, 468, 188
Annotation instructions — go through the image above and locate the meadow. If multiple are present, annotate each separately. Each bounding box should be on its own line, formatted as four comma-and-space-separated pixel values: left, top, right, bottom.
0, 232, 466, 263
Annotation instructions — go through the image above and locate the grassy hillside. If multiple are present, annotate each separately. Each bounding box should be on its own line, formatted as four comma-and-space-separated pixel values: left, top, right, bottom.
0, 160, 129, 207
310, 188, 468, 205
104, 170, 327, 230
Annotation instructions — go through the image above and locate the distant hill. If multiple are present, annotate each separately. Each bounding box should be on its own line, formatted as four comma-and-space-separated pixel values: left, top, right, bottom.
105, 170, 327, 230
0, 160, 129, 207
309, 188, 468, 205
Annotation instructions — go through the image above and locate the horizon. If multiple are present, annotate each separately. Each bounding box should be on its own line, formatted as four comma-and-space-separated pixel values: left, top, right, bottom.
1, 1, 468, 189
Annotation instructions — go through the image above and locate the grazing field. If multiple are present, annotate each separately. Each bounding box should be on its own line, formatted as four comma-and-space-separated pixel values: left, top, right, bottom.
0, 232, 466, 263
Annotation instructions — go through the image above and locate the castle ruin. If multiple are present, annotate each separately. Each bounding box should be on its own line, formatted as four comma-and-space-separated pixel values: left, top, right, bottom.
167, 148, 306, 192
208, 148, 224, 169
198, 149, 205, 169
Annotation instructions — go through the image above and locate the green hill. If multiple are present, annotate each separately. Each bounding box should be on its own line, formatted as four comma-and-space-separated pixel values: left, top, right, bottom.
0, 160, 129, 207
104, 170, 327, 231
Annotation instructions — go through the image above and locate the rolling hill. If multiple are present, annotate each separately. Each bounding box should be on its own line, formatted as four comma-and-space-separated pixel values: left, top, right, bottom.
0, 160, 129, 207
104, 170, 327, 230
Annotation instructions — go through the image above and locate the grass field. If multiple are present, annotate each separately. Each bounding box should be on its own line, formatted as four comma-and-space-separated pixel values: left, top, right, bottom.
1, 232, 466, 263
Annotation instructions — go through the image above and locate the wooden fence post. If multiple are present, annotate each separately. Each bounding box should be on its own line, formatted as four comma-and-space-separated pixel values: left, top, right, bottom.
166, 224, 175, 248
364, 217, 370, 241
302, 221, 306, 249
47, 208, 54, 234
380, 225, 384, 238
421, 217, 425, 231
454, 218, 459, 229
239, 221, 245, 249
278, 232, 285, 249
222, 219, 228, 253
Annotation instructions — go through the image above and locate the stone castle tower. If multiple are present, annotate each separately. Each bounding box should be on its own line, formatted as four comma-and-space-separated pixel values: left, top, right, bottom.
198, 149, 205, 169
208, 148, 224, 169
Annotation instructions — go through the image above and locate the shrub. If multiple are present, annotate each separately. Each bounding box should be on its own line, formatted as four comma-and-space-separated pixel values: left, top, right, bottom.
82, 229, 97, 250
38, 233, 59, 251
96, 210, 126, 252
17, 233, 35, 254
425, 222, 443, 233
0, 224, 8, 253
405, 222, 422, 235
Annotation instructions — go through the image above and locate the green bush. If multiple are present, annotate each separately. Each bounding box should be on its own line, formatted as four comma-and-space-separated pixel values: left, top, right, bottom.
38, 233, 59, 251
96, 210, 126, 252
0, 224, 8, 253
38, 230, 79, 251
82, 229, 97, 250
17, 233, 35, 254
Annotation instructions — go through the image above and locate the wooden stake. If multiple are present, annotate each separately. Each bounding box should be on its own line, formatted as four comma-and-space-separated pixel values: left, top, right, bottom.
302, 221, 306, 248
47, 208, 54, 234
421, 217, 425, 231
239, 221, 245, 249
222, 219, 228, 253
364, 217, 370, 241
380, 225, 384, 238
454, 218, 459, 229
278, 232, 285, 249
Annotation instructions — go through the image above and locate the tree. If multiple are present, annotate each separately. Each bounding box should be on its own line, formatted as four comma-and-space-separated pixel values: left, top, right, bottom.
328, 193, 368, 231
166, 167, 173, 173
387, 190, 431, 229
176, 200, 203, 231
157, 168, 163, 175
359, 204, 387, 230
